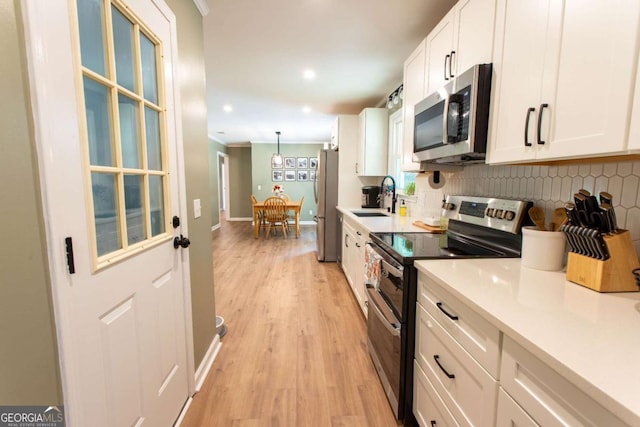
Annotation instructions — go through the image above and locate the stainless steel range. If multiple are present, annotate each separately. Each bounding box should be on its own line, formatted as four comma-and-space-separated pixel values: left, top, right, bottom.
365, 196, 532, 425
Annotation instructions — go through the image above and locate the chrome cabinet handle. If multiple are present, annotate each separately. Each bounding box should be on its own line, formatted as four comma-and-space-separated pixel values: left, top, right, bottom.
434, 355, 455, 379
537, 103, 549, 145
524, 107, 535, 147
436, 302, 459, 320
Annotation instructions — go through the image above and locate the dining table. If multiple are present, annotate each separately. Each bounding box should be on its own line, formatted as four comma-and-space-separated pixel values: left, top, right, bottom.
252, 198, 303, 239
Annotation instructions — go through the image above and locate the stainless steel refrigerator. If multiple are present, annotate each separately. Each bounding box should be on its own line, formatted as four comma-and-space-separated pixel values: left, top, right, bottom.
314, 149, 339, 261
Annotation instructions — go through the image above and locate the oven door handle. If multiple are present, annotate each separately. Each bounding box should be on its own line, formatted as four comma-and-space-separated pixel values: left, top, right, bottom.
366, 286, 401, 336
381, 258, 403, 279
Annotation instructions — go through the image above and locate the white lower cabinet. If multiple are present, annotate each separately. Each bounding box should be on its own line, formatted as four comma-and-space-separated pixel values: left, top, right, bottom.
414, 271, 628, 427
341, 216, 368, 317
500, 336, 627, 427
496, 388, 537, 427
414, 360, 460, 427
415, 303, 498, 426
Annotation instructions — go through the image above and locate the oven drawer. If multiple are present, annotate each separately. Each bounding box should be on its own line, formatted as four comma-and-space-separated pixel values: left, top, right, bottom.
415, 304, 498, 426
418, 273, 501, 378
414, 360, 460, 427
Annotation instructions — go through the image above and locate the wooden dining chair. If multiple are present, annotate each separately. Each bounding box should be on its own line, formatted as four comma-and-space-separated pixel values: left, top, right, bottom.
263, 196, 288, 238
250, 194, 266, 234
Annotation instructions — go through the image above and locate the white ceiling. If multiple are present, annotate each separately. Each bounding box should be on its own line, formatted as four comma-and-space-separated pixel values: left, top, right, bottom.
203, 0, 457, 145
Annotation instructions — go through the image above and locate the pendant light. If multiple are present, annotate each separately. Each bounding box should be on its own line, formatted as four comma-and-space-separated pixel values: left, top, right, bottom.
271, 131, 283, 167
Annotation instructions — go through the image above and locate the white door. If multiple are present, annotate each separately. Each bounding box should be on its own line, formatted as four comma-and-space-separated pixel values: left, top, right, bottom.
22, 0, 192, 426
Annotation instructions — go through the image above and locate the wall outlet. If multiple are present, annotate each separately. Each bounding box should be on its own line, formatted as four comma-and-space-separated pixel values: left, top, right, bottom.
258, 184, 261, 191
309, 210, 313, 215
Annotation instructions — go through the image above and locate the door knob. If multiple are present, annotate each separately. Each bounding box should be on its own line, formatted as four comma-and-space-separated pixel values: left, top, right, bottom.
173, 234, 191, 249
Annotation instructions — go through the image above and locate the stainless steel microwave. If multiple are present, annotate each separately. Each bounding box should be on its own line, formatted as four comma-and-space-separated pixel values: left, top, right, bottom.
413, 63, 492, 164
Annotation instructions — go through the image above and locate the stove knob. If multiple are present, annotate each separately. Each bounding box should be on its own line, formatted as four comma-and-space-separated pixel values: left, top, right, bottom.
504, 210, 516, 221
486, 208, 494, 217
495, 209, 504, 219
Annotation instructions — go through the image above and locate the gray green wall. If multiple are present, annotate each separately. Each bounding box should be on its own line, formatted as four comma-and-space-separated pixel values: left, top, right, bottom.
0, 0, 62, 405
227, 146, 254, 218
166, 0, 216, 369
251, 143, 324, 222
209, 139, 227, 226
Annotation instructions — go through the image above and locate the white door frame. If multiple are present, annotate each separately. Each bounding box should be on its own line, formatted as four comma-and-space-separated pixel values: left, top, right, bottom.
217, 152, 229, 214
20, 0, 196, 423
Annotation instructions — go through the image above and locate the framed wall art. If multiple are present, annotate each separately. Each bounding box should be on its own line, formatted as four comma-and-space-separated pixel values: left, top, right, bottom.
284, 170, 296, 181
272, 170, 283, 182
309, 157, 318, 170
297, 157, 308, 169
297, 170, 308, 181
284, 157, 296, 169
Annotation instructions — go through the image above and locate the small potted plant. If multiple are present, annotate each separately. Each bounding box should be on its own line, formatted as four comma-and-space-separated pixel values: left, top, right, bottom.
405, 182, 415, 196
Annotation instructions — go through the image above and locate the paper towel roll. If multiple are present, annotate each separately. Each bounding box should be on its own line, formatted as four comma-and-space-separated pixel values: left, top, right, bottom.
428, 171, 445, 189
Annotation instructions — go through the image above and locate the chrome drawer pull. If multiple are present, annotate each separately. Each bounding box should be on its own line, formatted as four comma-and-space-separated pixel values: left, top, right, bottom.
434, 355, 455, 379
436, 302, 459, 321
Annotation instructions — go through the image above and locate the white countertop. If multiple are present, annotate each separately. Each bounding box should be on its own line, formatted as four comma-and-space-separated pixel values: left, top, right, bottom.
336, 205, 435, 233
414, 258, 640, 426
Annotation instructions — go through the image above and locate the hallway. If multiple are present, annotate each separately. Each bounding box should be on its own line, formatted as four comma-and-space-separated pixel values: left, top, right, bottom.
180, 220, 398, 426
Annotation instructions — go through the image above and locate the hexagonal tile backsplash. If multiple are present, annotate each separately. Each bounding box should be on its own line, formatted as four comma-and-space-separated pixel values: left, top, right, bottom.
413, 160, 640, 254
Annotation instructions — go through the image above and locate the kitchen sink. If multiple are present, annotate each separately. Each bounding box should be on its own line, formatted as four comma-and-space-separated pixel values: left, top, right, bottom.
351, 211, 388, 217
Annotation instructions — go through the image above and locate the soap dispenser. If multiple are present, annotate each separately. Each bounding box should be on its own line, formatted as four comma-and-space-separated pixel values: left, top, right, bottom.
399, 199, 407, 216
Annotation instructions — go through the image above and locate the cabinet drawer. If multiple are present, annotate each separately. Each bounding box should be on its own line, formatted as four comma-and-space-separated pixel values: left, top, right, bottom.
500, 336, 627, 427
415, 304, 498, 427
418, 273, 501, 378
496, 387, 538, 427
414, 360, 460, 427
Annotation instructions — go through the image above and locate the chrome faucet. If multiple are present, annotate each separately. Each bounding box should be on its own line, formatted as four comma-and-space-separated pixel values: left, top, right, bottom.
380, 175, 397, 214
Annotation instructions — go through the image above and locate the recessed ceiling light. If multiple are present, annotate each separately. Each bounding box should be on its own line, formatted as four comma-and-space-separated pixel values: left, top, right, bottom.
223, 105, 233, 112
303, 69, 316, 80
302, 106, 312, 114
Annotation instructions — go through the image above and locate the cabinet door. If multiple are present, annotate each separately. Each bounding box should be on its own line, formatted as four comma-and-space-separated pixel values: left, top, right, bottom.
414, 361, 460, 427
341, 221, 354, 285
402, 40, 427, 170
353, 235, 366, 316
536, 1, 640, 160
628, 54, 640, 152
496, 388, 538, 427
425, 9, 455, 95
487, 0, 552, 164
452, 0, 496, 75
357, 108, 388, 176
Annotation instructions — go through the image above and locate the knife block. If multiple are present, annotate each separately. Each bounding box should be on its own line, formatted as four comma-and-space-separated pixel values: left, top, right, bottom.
565, 230, 640, 292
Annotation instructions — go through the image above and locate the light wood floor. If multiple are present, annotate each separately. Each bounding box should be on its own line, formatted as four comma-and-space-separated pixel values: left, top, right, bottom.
180, 220, 398, 426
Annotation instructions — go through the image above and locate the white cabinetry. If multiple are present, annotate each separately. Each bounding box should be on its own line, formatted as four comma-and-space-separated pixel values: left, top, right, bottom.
341, 215, 367, 316
425, 0, 496, 95
335, 115, 360, 207
414, 273, 499, 426
402, 40, 427, 171
488, 0, 640, 164
357, 108, 388, 177
498, 336, 627, 427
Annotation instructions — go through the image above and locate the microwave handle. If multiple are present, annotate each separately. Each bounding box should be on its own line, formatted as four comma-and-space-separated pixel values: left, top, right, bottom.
442, 94, 451, 144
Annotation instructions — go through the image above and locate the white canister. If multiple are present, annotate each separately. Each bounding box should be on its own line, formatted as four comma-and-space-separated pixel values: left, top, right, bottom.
521, 226, 567, 271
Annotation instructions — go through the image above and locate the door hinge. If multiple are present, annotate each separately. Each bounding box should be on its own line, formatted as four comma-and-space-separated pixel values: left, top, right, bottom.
65, 237, 75, 274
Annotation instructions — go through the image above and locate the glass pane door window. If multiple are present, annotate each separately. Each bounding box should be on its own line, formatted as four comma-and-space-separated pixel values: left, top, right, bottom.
76, 0, 168, 267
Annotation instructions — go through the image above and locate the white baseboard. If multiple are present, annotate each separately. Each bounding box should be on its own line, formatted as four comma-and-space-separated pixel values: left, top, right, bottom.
226, 217, 253, 222
174, 395, 193, 427
194, 334, 222, 392
211, 223, 221, 231
299, 221, 316, 225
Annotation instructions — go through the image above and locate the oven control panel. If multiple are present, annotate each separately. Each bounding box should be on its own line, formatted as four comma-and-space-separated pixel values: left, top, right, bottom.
443, 196, 532, 234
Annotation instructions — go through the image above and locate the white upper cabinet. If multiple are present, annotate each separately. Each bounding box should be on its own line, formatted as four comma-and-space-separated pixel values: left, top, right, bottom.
357, 108, 388, 176
425, 0, 497, 95
488, 0, 640, 164
402, 40, 427, 171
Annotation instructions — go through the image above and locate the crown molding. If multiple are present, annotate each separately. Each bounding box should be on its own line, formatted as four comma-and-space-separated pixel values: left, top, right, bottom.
192, 0, 209, 16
